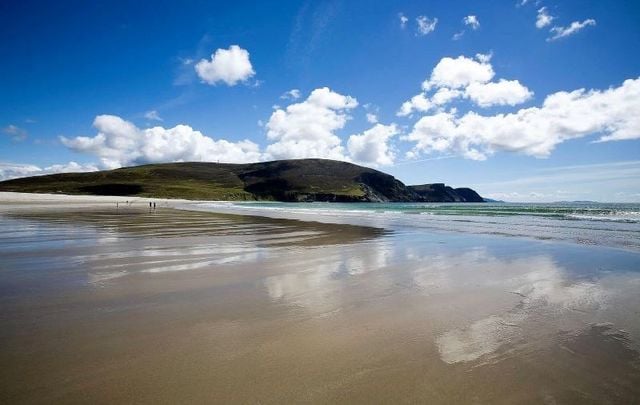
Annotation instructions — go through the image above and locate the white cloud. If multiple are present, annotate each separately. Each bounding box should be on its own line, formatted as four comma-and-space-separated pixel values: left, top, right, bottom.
453, 16, 479, 40
347, 123, 398, 166
465, 79, 533, 107
144, 110, 163, 121
398, 93, 434, 117
535, 7, 554, 29
3, 125, 28, 142
398, 88, 463, 117
475, 52, 492, 64
15, 89, 400, 174
194, 45, 255, 86
548, 19, 596, 41
398, 54, 531, 116
280, 89, 301, 100
463, 15, 480, 30
416, 15, 438, 36
265, 87, 358, 161
403, 77, 640, 160
61, 115, 263, 169
0, 161, 98, 181
422, 55, 494, 91
399, 13, 408, 29
0, 163, 41, 180
432, 87, 464, 105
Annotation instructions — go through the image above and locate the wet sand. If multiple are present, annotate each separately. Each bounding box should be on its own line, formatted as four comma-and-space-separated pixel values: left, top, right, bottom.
1, 196, 640, 403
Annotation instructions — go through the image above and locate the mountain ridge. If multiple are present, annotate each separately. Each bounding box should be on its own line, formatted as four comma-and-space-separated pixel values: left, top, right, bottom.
0, 159, 484, 203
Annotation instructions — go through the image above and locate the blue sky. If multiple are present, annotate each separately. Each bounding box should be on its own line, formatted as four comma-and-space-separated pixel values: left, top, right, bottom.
1, 0, 639, 201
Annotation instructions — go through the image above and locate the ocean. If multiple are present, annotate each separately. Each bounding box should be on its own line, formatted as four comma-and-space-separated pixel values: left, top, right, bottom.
189, 201, 640, 252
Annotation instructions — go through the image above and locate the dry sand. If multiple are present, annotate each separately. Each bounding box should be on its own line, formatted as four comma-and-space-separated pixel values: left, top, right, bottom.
1, 193, 639, 403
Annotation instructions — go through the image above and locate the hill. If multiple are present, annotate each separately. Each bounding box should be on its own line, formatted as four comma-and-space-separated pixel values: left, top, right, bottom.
409, 183, 484, 202
0, 159, 484, 202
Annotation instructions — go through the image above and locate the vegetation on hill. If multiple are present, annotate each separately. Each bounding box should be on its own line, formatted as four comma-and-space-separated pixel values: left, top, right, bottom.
0, 159, 484, 202
408, 183, 484, 202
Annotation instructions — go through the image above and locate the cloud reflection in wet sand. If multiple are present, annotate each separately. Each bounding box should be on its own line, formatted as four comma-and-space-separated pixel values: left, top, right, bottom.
259, 240, 636, 369
435, 254, 608, 364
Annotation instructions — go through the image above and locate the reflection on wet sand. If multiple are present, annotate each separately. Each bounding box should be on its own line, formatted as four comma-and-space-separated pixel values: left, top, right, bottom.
1, 208, 385, 284
1, 207, 639, 403
432, 254, 605, 364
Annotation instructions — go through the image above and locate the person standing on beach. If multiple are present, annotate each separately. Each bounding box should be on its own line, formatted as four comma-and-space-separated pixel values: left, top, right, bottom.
153, 202, 156, 210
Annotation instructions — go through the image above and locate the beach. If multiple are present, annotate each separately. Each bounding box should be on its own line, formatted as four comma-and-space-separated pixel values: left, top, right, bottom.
1, 193, 640, 403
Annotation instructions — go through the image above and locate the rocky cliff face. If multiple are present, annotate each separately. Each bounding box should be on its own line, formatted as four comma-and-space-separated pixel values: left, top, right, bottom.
408, 183, 484, 202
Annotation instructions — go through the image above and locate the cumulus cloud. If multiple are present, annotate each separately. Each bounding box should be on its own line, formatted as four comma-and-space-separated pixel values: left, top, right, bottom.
29, 90, 403, 172
463, 15, 480, 30
398, 94, 434, 117
475, 52, 492, 64
3, 125, 28, 142
432, 87, 464, 105
195, 45, 255, 86
536, 7, 554, 29
548, 19, 596, 41
398, 13, 408, 29
398, 54, 532, 116
0, 161, 98, 181
280, 89, 301, 100
466, 79, 533, 107
60, 115, 263, 169
422, 55, 495, 91
265, 87, 358, 161
347, 123, 398, 166
144, 110, 163, 121
403, 77, 640, 160
416, 15, 438, 36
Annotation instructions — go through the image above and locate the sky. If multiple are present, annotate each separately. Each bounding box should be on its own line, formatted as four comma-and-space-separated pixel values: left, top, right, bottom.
1, 0, 639, 202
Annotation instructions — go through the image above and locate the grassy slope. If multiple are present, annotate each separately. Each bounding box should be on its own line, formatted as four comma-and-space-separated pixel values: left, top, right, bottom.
0, 159, 483, 202
0, 160, 386, 201
0, 164, 249, 200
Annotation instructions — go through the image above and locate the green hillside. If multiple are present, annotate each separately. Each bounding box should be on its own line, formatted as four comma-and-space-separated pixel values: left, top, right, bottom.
0, 159, 484, 202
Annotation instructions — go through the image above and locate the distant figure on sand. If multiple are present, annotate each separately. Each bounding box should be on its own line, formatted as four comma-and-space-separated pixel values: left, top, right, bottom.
153, 202, 156, 210
149, 202, 152, 209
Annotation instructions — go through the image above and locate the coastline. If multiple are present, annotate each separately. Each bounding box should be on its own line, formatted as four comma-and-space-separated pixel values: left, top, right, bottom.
7, 191, 637, 253
0, 191, 210, 208
1, 193, 640, 403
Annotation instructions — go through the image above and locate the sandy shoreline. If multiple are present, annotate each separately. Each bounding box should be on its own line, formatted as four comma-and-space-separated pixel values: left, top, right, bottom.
1, 193, 640, 403
0, 191, 209, 208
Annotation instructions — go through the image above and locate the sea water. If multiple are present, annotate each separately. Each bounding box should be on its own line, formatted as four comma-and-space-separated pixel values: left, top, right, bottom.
190, 201, 640, 252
